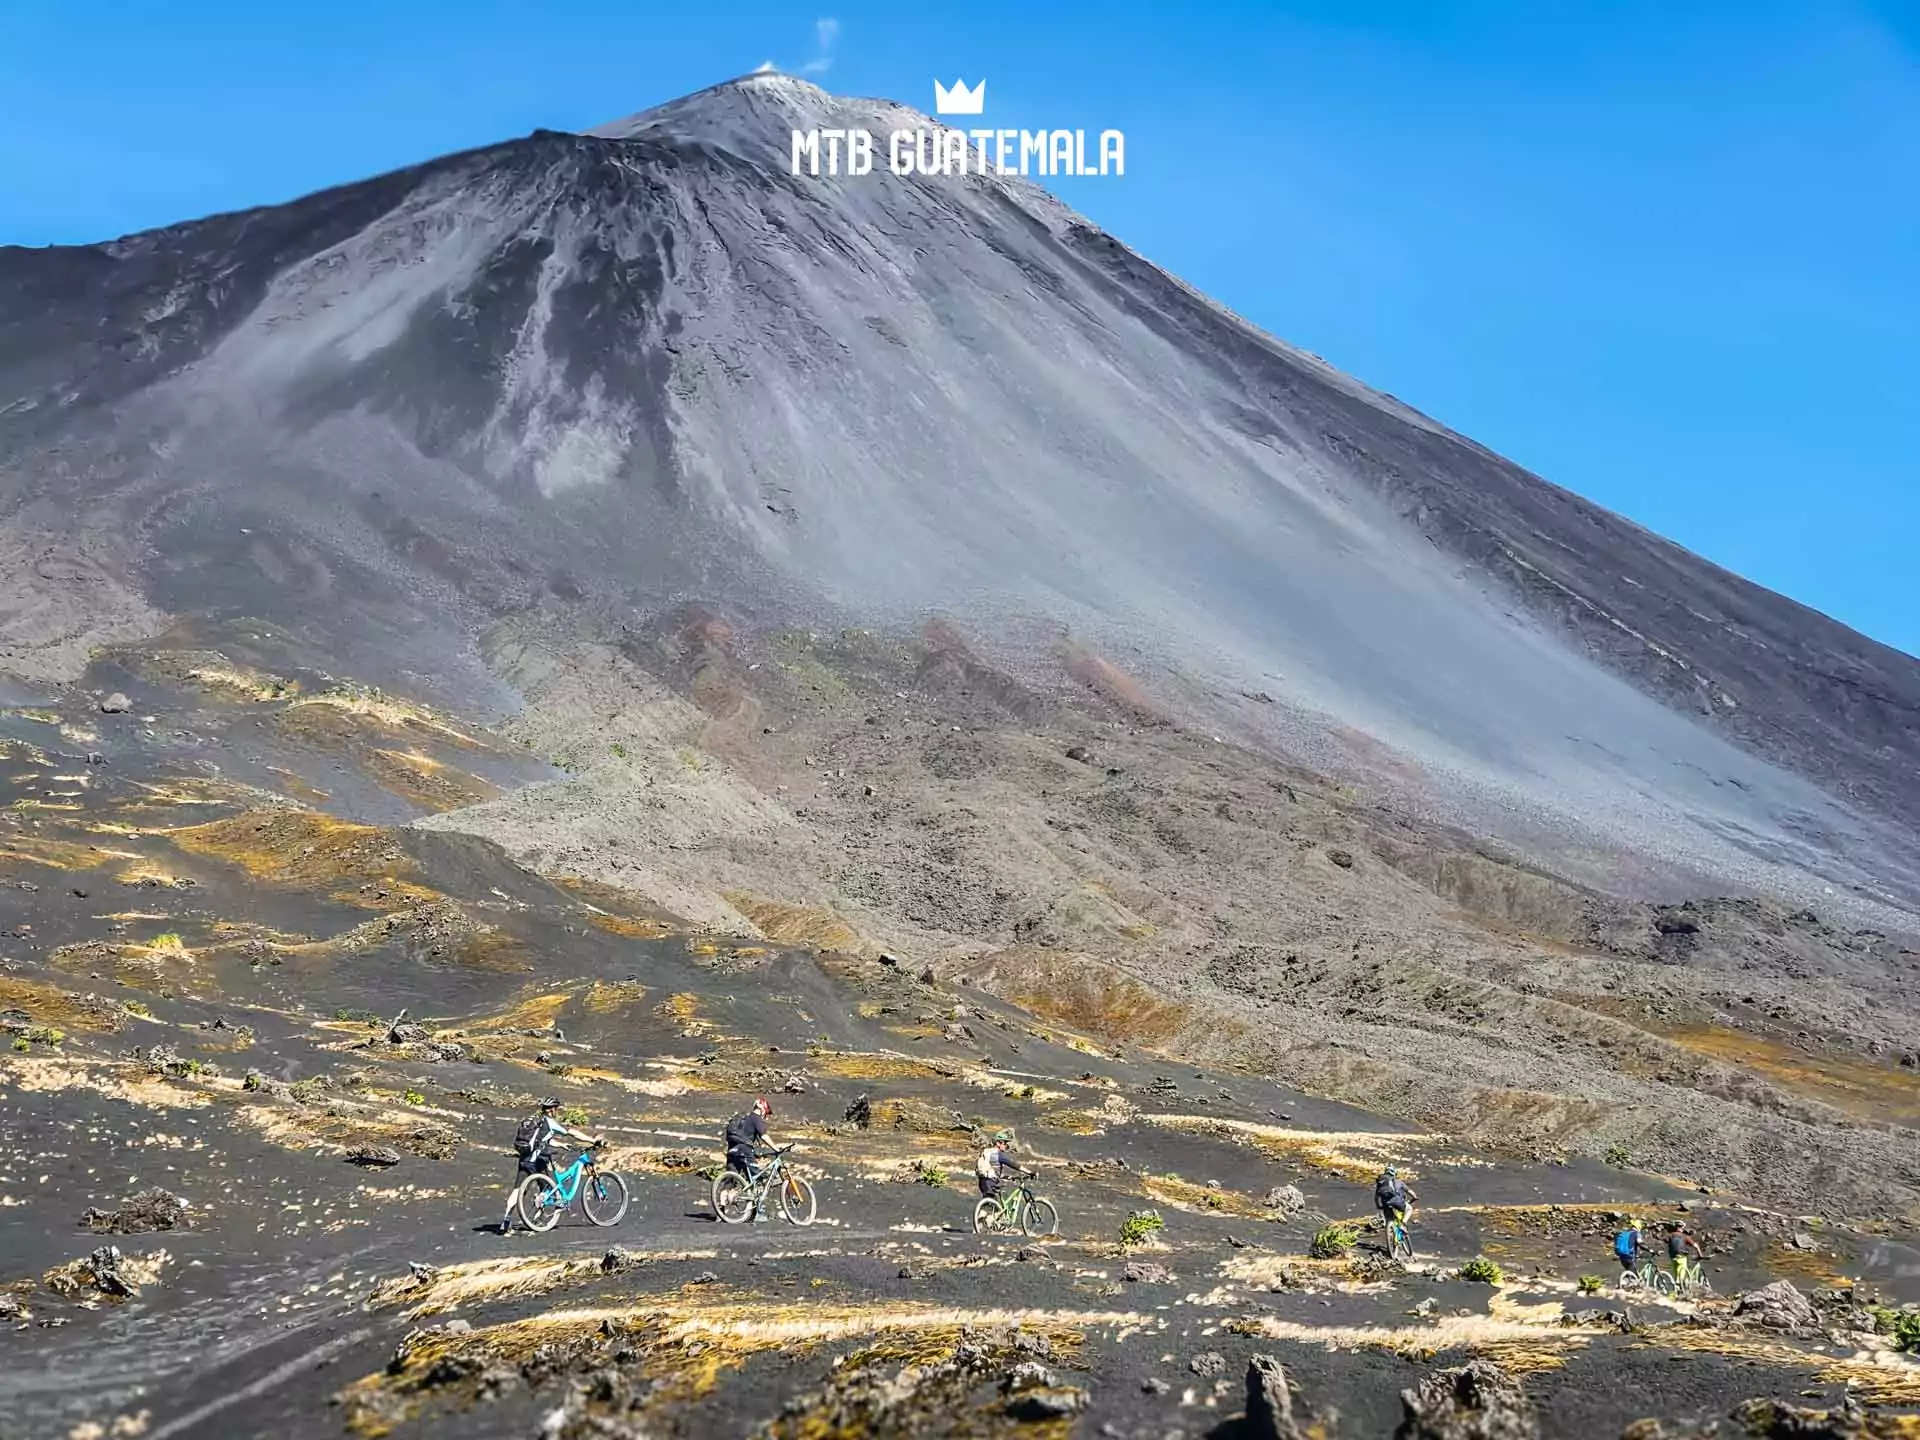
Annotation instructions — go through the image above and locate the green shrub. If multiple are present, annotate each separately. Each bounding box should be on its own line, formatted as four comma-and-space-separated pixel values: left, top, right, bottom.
1577, 1275, 1605, 1295
557, 1105, 589, 1128
9, 1038, 27, 1053
1459, 1256, 1504, 1284
123, 1001, 153, 1018
403, 1090, 426, 1106
1119, 1209, 1165, 1248
1883, 1308, 1920, 1352
1603, 1143, 1630, 1168
610, 742, 628, 760
1308, 1223, 1360, 1259
915, 1162, 949, 1187
21, 1025, 63, 1045
332, 1008, 379, 1024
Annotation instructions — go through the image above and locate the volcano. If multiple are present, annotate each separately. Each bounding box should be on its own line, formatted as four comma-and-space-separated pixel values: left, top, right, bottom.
6, 76, 1920, 1438
2, 71, 1916, 901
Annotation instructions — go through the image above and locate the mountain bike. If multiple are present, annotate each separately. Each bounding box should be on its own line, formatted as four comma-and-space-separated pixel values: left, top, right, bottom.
971, 1173, 1058, 1238
710, 1145, 817, 1226
1616, 1258, 1676, 1297
1671, 1259, 1713, 1299
516, 1143, 630, 1233
1386, 1205, 1415, 1262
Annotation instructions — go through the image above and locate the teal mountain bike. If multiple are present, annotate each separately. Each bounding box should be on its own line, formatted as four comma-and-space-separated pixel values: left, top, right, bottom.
516, 1142, 630, 1233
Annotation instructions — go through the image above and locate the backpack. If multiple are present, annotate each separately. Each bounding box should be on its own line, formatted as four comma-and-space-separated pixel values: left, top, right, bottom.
976, 1147, 998, 1179
514, 1115, 548, 1161
1374, 1175, 1401, 1210
1614, 1230, 1636, 1261
723, 1112, 757, 1152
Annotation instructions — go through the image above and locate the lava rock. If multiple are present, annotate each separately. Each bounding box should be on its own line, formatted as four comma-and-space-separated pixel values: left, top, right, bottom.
79, 1188, 190, 1235
1734, 1280, 1818, 1333
99, 692, 131, 714
345, 1145, 403, 1168
1004, 1385, 1089, 1420
1246, 1355, 1304, 1440
1264, 1183, 1307, 1216
1122, 1260, 1176, 1284
1189, 1351, 1227, 1377
1327, 849, 1356, 869
1398, 1358, 1536, 1439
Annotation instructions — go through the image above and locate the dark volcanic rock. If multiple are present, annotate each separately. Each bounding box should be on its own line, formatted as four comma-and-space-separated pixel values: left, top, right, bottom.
1735, 1280, 1818, 1333
79, 1188, 190, 1234
1398, 1359, 1536, 1439
345, 1145, 403, 1168
1246, 1355, 1304, 1440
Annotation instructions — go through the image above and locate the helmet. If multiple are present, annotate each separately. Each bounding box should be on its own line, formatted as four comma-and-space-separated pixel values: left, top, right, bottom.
993, 1130, 1012, 1144
754, 1096, 772, 1117
539, 1097, 561, 1111
1384, 1165, 1398, 1178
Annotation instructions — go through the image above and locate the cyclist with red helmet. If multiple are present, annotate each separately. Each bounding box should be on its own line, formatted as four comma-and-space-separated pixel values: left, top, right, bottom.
722, 1096, 779, 1221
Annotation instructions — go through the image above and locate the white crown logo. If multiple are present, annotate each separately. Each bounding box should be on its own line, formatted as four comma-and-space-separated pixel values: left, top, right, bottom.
933, 78, 985, 116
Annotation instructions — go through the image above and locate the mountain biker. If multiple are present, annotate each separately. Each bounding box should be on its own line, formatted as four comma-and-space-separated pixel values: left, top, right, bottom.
1374, 1164, 1417, 1232
976, 1130, 1028, 1200
502, 1098, 598, 1233
1667, 1220, 1705, 1284
723, 1097, 778, 1219
1614, 1218, 1647, 1274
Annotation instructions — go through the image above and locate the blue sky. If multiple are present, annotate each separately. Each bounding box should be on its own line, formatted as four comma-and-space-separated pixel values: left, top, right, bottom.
2, 0, 1914, 657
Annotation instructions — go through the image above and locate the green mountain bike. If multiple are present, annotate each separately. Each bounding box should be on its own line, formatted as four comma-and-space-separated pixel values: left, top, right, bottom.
1616, 1259, 1676, 1297
971, 1173, 1058, 1238
710, 1145, 818, 1226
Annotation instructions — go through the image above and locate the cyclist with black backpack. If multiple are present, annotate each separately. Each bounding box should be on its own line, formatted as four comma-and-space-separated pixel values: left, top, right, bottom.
1374, 1164, 1417, 1232
722, 1097, 777, 1221
501, 1098, 598, 1233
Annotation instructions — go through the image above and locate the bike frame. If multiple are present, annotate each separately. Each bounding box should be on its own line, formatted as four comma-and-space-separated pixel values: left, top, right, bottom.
744, 1147, 795, 1200
536, 1147, 598, 1207
993, 1183, 1036, 1220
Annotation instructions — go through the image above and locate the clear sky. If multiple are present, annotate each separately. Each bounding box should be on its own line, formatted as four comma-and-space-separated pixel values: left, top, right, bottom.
3, 0, 1914, 657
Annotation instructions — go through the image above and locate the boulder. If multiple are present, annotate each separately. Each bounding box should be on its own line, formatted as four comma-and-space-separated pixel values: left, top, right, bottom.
1122, 1260, 1176, 1284
79, 1188, 190, 1235
1397, 1359, 1536, 1439
1264, 1184, 1307, 1216
1246, 1355, 1304, 1440
1734, 1280, 1818, 1333
1189, 1351, 1227, 1377
345, 1145, 403, 1168
99, 692, 131, 714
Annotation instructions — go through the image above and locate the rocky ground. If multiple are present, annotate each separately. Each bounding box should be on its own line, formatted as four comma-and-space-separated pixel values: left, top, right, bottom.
4, 626, 1920, 1438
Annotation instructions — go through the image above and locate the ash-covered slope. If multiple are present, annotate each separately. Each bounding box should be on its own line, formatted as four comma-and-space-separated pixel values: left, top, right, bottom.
0, 73, 1914, 902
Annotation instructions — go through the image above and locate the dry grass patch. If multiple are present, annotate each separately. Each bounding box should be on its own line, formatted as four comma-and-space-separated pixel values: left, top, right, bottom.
722, 892, 863, 951
0, 976, 126, 1034
171, 810, 413, 889
366, 748, 499, 812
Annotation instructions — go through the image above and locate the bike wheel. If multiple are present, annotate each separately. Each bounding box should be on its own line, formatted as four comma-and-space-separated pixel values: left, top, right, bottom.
1021, 1198, 1059, 1238
1616, 1269, 1642, 1293
517, 1173, 563, 1233
779, 1175, 818, 1226
712, 1172, 754, 1224
1653, 1269, 1676, 1297
973, 1197, 1001, 1235
1390, 1226, 1414, 1262
582, 1171, 630, 1227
